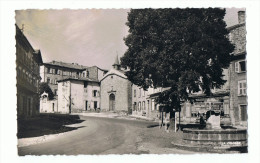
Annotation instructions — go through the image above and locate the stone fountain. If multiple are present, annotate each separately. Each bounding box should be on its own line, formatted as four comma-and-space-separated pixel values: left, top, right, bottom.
182, 108, 247, 152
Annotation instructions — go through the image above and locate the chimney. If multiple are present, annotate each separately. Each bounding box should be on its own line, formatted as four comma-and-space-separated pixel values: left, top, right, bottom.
238, 11, 245, 24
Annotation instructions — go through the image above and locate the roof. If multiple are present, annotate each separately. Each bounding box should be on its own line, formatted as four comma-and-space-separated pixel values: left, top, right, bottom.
44, 61, 88, 70
148, 87, 171, 98
87, 65, 108, 72
16, 24, 43, 64
33, 49, 43, 65
57, 77, 99, 83
189, 91, 229, 99
227, 22, 245, 31
100, 68, 128, 82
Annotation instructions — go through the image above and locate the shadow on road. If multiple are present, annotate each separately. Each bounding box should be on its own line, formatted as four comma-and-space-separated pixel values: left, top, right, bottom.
17, 113, 85, 139
147, 124, 159, 128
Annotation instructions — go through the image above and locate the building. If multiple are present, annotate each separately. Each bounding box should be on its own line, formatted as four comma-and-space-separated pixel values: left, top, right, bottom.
100, 56, 132, 113
40, 61, 88, 96
57, 77, 100, 113
132, 85, 169, 119
16, 24, 43, 118
228, 11, 247, 127
40, 61, 107, 113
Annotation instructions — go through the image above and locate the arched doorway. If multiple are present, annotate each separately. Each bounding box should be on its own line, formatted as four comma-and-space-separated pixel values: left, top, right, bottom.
109, 94, 115, 111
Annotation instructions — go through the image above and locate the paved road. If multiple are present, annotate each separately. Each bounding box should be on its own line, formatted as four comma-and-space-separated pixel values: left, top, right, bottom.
18, 116, 195, 155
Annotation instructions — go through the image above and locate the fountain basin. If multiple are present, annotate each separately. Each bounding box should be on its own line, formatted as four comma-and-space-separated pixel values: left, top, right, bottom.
183, 128, 247, 147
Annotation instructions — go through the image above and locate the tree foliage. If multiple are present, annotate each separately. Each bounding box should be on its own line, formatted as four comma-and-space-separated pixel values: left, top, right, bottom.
39, 82, 54, 100
121, 8, 234, 110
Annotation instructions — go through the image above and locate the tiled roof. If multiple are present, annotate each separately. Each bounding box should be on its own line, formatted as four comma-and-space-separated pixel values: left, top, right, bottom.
44, 61, 88, 70
100, 68, 128, 82
57, 77, 99, 83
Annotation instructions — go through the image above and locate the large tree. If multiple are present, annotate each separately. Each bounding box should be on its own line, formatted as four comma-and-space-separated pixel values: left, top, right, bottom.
121, 8, 234, 112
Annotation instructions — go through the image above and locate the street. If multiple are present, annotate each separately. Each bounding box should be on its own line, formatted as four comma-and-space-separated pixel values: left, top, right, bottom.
18, 116, 196, 155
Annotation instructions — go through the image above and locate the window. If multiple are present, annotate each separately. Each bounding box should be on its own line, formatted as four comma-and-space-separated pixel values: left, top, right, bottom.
240, 105, 247, 121
54, 89, 58, 95
54, 79, 57, 85
139, 88, 141, 98
84, 82, 88, 88
134, 89, 136, 97
55, 69, 59, 74
47, 78, 50, 84
133, 102, 137, 111
111, 75, 113, 79
47, 68, 52, 73
238, 80, 246, 96
235, 60, 246, 73
93, 90, 97, 97
87, 71, 89, 77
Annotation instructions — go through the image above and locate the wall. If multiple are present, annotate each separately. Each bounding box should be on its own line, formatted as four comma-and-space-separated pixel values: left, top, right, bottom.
57, 81, 70, 113
228, 22, 247, 127
132, 84, 149, 117
70, 80, 85, 112
41, 64, 83, 95
16, 25, 41, 118
84, 82, 100, 111
40, 98, 58, 113
228, 25, 246, 55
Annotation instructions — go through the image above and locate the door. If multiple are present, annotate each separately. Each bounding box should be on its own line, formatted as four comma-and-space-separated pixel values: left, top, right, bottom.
85, 101, 88, 111
94, 101, 97, 110
109, 94, 115, 111
52, 103, 55, 112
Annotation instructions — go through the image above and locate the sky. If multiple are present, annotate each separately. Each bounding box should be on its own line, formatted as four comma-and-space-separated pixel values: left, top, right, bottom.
15, 8, 245, 70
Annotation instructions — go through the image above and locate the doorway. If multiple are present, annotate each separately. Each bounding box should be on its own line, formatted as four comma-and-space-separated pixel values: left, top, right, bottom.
52, 103, 55, 112
94, 101, 98, 110
85, 101, 88, 111
109, 94, 115, 111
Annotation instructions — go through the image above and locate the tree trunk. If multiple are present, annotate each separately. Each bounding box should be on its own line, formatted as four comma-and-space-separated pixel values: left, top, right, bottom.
169, 111, 175, 131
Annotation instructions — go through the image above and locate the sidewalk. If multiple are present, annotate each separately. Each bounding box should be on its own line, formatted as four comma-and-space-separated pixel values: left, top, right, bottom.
74, 111, 156, 122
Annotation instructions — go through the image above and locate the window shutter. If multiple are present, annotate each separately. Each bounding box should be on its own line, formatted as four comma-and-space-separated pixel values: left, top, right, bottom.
235, 62, 239, 73
243, 82, 247, 95
237, 81, 241, 95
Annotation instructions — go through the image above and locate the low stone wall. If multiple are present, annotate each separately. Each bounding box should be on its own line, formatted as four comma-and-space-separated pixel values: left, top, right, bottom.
183, 128, 247, 148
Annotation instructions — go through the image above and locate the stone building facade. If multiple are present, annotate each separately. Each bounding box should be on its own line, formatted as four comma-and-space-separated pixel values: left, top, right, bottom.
40, 61, 88, 96
16, 24, 43, 118
40, 61, 107, 113
57, 78, 100, 113
100, 56, 132, 113
132, 85, 166, 119
228, 11, 247, 127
